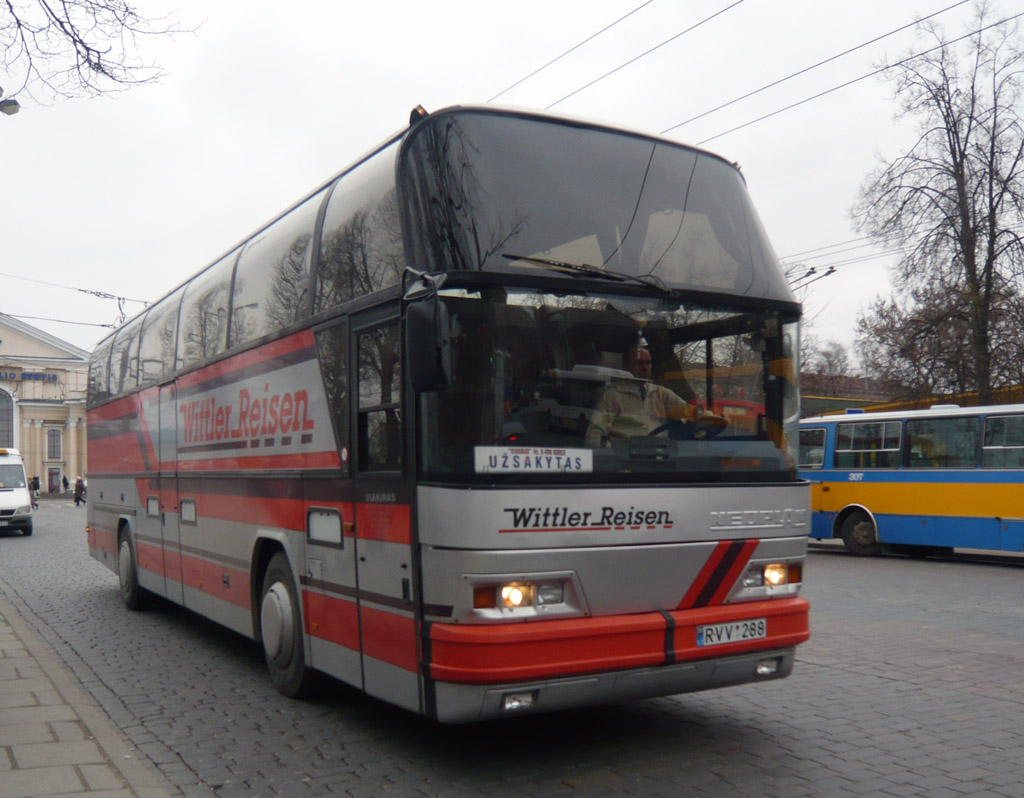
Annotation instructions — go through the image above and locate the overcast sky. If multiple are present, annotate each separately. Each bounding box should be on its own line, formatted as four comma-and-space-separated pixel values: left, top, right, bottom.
0, 0, 990, 362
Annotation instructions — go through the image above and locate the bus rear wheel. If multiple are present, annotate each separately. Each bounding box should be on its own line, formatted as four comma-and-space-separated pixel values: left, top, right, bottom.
840, 511, 881, 556
260, 552, 317, 698
118, 531, 148, 610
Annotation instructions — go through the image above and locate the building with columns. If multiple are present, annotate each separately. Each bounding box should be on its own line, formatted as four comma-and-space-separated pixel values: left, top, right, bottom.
0, 313, 90, 494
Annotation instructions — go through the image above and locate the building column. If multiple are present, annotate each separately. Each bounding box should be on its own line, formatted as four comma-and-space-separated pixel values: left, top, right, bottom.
66, 417, 80, 483
29, 418, 43, 486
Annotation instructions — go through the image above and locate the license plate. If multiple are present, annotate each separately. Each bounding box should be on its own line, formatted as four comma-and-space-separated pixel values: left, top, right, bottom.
0, 519, 7, 526
697, 618, 767, 647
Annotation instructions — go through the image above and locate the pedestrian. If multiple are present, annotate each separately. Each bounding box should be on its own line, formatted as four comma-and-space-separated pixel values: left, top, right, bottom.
74, 476, 86, 507
62, 475, 69, 493
31, 476, 40, 509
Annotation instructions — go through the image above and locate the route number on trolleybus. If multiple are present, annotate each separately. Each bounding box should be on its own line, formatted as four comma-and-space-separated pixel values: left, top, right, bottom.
697, 618, 767, 646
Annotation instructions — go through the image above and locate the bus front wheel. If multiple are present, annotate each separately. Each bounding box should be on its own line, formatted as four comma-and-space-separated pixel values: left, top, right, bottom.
840, 511, 881, 556
260, 552, 316, 698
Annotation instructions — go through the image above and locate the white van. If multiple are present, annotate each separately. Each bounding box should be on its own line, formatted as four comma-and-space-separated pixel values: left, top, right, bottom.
0, 448, 33, 536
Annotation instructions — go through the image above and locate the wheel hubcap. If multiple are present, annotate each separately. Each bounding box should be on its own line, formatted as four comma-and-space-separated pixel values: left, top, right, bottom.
852, 520, 875, 546
118, 541, 132, 594
261, 582, 294, 667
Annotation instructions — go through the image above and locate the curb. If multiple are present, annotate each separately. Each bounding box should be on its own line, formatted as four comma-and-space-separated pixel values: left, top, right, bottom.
0, 593, 176, 797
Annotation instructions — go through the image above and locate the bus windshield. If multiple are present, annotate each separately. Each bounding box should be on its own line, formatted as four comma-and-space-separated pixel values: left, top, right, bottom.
400, 109, 794, 303
419, 287, 799, 483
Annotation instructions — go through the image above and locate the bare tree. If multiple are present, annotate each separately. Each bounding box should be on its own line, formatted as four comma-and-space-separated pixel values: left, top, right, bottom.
853, 1, 1024, 404
1, 0, 190, 100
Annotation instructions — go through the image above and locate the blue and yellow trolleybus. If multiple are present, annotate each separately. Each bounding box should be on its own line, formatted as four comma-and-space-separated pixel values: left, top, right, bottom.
799, 405, 1024, 556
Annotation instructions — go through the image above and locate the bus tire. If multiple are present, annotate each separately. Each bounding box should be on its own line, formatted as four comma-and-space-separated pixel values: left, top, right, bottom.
840, 511, 881, 556
260, 552, 316, 698
118, 530, 148, 610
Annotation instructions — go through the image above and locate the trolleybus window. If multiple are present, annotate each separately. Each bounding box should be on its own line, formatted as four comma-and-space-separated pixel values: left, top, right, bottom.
799, 427, 825, 468
834, 421, 901, 469
982, 414, 1024, 467
904, 416, 980, 468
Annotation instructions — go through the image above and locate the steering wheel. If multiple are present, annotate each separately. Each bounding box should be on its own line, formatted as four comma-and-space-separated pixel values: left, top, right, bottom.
649, 417, 727, 440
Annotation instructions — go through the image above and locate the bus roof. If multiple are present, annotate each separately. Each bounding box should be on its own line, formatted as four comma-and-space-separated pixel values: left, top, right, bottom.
801, 403, 1024, 424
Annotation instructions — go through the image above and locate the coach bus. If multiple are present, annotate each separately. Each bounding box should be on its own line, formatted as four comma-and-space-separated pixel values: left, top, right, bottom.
86, 105, 809, 722
799, 405, 1024, 556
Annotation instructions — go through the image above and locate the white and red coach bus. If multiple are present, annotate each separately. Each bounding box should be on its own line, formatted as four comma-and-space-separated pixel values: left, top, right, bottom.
86, 106, 809, 722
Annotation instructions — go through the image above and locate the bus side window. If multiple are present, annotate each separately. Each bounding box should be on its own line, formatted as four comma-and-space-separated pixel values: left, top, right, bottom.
230, 190, 326, 349
313, 322, 350, 476
178, 253, 235, 369
315, 143, 403, 314
107, 315, 145, 396
357, 323, 402, 471
138, 286, 185, 384
798, 427, 825, 469
982, 415, 1024, 468
88, 340, 114, 405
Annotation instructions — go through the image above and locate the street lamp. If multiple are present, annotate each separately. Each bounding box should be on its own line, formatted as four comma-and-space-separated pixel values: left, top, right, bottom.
0, 86, 20, 116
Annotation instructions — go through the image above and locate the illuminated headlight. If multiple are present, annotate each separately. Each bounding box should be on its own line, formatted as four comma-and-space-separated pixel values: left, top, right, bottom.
746, 563, 801, 587
473, 580, 567, 609
501, 583, 533, 607
734, 562, 803, 602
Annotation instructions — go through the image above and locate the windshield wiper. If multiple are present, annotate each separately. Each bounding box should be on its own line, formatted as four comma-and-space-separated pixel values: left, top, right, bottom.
502, 253, 672, 295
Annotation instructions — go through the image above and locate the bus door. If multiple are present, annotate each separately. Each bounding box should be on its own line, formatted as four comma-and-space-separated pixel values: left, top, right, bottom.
158, 382, 184, 605
306, 319, 361, 689
351, 315, 420, 712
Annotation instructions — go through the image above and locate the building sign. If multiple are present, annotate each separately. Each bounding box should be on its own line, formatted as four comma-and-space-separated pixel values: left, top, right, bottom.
0, 371, 59, 382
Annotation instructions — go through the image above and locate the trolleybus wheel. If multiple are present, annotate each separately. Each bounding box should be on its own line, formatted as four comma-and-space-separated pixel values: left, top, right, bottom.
840, 511, 881, 556
260, 552, 316, 698
118, 531, 148, 610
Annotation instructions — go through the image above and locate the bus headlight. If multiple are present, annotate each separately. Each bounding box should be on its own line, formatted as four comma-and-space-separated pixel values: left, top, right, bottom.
501, 583, 533, 607
468, 573, 583, 620
733, 561, 803, 601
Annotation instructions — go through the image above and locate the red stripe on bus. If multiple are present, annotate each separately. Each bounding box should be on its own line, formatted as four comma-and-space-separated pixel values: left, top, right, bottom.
428, 614, 666, 684
303, 590, 361, 652
676, 541, 733, 610
174, 451, 341, 471
176, 329, 315, 389
360, 605, 418, 673
354, 503, 412, 544
428, 597, 809, 685
708, 539, 759, 606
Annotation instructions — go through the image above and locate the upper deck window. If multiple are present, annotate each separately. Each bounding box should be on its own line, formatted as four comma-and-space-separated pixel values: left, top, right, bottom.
400, 111, 793, 304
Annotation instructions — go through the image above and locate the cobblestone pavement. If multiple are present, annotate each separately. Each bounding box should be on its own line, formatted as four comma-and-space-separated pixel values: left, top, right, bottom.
0, 501, 1022, 797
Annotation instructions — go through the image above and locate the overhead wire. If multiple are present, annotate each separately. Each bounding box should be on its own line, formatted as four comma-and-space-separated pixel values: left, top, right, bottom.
488, 0, 657, 103
545, 0, 747, 110
660, 0, 970, 135
695, 10, 1024, 145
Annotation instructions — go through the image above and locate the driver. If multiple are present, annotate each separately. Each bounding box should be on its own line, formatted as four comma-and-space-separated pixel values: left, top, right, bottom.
585, 346, 690, 446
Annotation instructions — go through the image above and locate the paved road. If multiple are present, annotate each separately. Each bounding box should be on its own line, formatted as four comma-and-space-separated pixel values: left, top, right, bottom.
1, 502, 1021, 797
